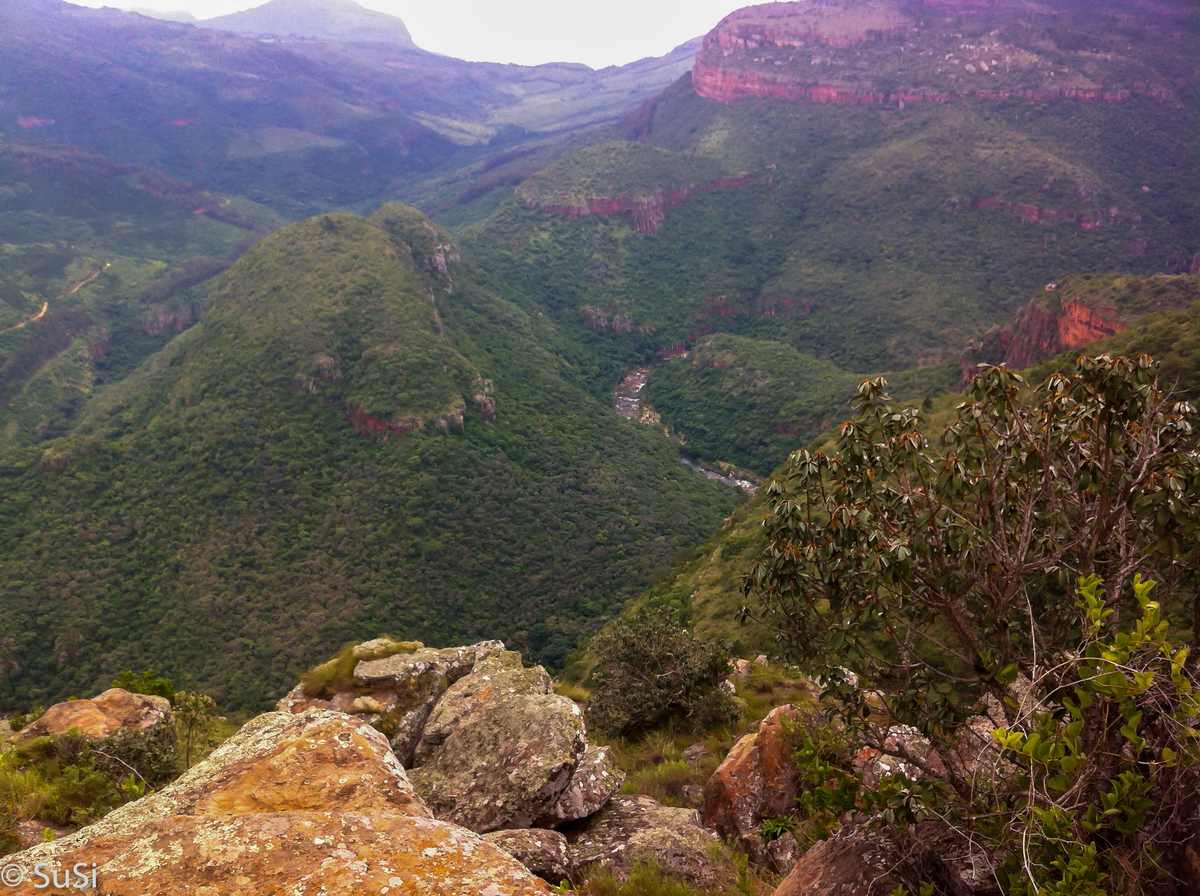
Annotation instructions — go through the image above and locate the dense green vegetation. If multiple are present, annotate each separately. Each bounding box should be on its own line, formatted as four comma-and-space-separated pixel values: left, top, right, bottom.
598, 275, 1200, 668
515, 142, 732, 207
0, 206, 740, 712
745, 358, 1200, 895
463, 79, 1195, 480
0, 145, 282, 446
644, 333, 957, 475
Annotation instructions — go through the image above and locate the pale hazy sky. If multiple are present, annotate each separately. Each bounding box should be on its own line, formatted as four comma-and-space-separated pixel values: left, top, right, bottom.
69, 0, 738, 68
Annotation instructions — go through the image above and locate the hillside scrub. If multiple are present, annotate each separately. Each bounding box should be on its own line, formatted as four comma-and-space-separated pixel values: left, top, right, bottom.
744, 355, 1200, 893
587, 608, 738, 738
0, 208, 740, 711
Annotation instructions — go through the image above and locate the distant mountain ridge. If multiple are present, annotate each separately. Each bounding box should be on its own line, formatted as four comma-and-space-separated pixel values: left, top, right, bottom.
692, 0, 1192, 107
202, 0, 415, 47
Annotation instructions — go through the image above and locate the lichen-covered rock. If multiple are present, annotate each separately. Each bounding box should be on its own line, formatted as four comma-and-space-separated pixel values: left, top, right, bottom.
766, 832, 800, 875
413, 652, 552, 766
704, 704, 802, 863
534, 744, 625, 828
355, 640, 507, 689
567, 795, 723, 887
13, 688, 172, 742
484, 828, 574, 887
772, 830, 905, 896
3, 711, 550, 895
409, 690, 586, 832
278, 639, 509, 766
852, 724, 947, 789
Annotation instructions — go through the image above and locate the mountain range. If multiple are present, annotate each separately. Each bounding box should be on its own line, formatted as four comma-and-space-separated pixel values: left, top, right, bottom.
0, 0, 1197, 710
201, 0, 416, 46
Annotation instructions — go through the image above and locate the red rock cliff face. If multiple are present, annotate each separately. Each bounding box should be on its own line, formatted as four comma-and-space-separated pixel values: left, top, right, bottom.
530, 177, 756, 234
961, 298, 1126, 384
1006, 300, 1125, 369
691, 1, 1176, 108
693, 60, 1168, 107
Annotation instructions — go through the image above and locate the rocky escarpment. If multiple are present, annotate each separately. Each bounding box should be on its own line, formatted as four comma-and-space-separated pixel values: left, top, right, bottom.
692, 0, 1179, 108
277, 639, 725, 885
960, 296, 1125, 381
4, 711, 550, 895
529, 176, 756, 234
959, 274, 1200, 383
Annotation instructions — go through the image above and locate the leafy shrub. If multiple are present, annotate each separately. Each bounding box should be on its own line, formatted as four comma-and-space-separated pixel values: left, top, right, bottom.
746, 355, 1200, 894
8, 706, 46, 733
587, 608, 737, 737
93, 727, 178, 790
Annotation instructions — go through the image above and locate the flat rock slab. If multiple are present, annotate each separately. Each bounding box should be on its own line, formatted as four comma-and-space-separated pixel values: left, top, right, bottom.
355, 641, 507, 689
567, 795, 723, 887
485, 828, 575, 887
4, 711, 550, 896
410, 692, 586, 832
14, 688, 172, 741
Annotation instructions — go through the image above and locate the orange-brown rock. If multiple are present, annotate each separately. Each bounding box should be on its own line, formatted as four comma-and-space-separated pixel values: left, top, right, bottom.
772, 830, 906, 896
998, 299, 1125, 371
13, 688, 171, 742
703, 704, 803, 863
4, 710, 550, 896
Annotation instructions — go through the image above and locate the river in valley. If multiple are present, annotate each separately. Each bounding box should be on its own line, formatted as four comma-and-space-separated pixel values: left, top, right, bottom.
613, 365, 756, 495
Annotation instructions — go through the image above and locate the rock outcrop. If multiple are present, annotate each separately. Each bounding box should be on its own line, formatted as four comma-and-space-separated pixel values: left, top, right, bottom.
278, 639, 508, 767
704, 704, 803, 864
281, 640, 615, 836
566, 795, 724, 886
409, 688, 587, 832
692, 1, 1177, 109
534, 744, 625, 828
959, 274, 1200, 386
4, 711, 550, 895
413, 651, 554, 765
772, 829, 908, 896
13, 688, 173, 743
530, 177, 756, 234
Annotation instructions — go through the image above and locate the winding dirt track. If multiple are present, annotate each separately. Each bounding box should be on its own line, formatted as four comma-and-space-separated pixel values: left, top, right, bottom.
0, 301, 48, 336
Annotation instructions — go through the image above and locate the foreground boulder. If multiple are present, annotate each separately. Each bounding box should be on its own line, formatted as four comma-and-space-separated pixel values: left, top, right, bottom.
414, 651, 553, 765
566, 795, 724, 887
409, 686, 587, 832
773, 830, 906, 896
704, 704, 802, 865
484, 829, 575, 886
534, 744, 625, 828
12, 688, 173, 743
4, 710, 550, 896
280, 640, 620, 836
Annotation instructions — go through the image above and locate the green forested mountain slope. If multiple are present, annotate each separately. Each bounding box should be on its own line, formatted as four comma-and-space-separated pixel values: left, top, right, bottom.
455, 0, 1197, 473
0, 206, 740, 711
601, 274, 1200, 664
643, 333, 958, 475
464, 66, 1196, 466
0, 143, 284, 447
